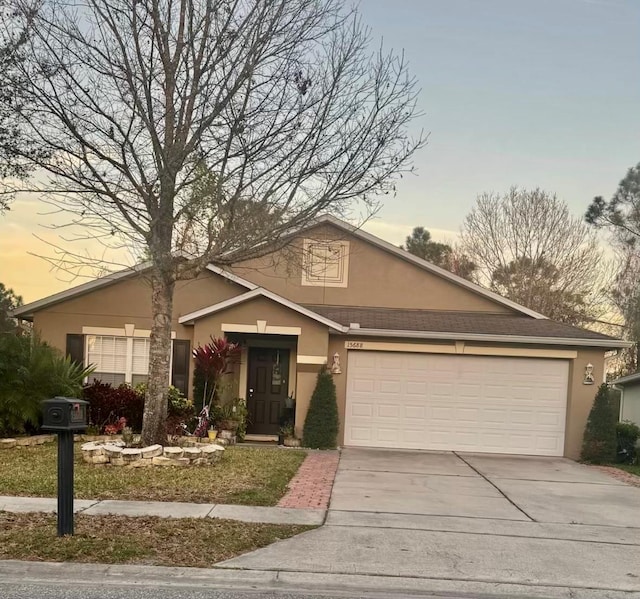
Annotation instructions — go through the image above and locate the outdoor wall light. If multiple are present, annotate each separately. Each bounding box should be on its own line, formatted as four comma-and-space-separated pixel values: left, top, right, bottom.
331, 352, 342, 374
583, 363, 595, 385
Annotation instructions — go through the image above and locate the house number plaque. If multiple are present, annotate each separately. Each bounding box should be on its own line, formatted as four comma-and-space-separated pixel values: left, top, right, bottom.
345, 341, 364, 349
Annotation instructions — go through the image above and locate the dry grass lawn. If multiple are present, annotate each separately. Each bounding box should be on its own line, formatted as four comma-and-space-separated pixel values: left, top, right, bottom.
0, 512, 313, 567
0, 443, 306, 505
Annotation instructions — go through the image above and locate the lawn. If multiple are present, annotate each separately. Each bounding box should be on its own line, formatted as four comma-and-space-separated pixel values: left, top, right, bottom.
0, 443, 306, 505
0, 511, 313, 567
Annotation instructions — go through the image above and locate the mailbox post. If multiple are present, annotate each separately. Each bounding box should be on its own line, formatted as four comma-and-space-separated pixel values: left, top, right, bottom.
42, 397, 89, 536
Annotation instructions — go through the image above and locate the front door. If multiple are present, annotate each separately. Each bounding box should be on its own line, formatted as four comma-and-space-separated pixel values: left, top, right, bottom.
246, 347, 290, 435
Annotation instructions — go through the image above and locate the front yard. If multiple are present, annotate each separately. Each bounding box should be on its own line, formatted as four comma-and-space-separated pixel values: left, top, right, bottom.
0, 512, 313, 567
0, 443, 307, 505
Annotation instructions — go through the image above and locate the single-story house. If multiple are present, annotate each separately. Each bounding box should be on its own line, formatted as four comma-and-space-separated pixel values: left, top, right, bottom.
612, 372, 640, 428
13, 215, 629, 458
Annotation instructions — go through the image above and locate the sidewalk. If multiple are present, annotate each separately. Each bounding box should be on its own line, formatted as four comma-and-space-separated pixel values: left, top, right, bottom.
0, 495, 325, 525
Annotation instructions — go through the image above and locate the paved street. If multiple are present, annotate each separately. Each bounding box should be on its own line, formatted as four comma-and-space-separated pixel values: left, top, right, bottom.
220, 448, 640, 598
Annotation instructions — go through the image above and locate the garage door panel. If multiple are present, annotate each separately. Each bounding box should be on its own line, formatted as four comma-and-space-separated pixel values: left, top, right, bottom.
345, 352, 568, 456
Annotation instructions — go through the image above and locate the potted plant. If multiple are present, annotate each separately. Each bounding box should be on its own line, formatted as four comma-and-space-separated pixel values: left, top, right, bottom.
280, 423, 300, 447
207, 426, 218, 441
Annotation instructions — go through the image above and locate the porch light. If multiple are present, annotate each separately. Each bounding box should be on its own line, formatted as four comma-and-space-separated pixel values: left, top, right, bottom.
331, 352, 342, 374
583, 363, 595, 385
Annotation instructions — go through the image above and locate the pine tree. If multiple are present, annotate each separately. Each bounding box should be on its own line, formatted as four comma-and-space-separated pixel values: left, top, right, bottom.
303, 367, 339, 449
581, 383, 617, 464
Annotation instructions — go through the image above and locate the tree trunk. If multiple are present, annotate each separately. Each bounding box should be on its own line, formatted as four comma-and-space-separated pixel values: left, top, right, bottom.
140, 268, 175, 446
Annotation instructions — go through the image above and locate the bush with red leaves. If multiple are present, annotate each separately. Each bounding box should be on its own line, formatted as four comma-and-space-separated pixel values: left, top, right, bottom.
82, 381, 145, 433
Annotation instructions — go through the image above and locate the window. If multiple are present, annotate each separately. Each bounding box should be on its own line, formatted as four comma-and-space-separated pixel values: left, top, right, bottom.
301, 239, 350, 287
86, 335, 151, 385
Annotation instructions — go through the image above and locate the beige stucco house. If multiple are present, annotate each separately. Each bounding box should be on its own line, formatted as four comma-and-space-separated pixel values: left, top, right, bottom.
13, 216, 628, 458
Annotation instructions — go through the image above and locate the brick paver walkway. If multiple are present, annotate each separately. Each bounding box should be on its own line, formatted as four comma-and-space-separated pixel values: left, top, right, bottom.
277, 451, 340, 509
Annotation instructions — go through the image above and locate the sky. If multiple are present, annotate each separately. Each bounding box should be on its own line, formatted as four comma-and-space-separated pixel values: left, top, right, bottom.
1, 0, 639, 302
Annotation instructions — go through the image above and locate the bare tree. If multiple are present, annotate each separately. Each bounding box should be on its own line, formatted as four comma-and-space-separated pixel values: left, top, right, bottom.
587, 162, 640, 371
6, 0, 424, 444
461, 187, 606, 325
0, 0, 41, 210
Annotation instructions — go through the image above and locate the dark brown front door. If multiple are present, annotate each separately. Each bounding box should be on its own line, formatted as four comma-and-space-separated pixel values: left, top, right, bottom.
246, 347, 290, 435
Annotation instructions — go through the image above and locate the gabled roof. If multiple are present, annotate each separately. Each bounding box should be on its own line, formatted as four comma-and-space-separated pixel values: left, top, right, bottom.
306, 215, 547, 320
12, 263, 256, 320
178, 288, 346, 331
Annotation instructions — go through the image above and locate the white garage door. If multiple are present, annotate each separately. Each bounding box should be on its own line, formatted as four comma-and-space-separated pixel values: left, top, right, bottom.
345, 351, 569, 456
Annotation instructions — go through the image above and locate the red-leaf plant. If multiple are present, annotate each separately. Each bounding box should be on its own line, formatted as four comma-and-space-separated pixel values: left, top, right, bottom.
192, 336, 241, 416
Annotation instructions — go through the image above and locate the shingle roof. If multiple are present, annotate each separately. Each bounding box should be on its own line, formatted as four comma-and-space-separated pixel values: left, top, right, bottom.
304, 305, 619, 342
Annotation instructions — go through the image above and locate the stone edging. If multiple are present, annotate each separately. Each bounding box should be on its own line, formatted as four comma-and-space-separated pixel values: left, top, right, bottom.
0, 435, 56, 449
81, 440, 225, 467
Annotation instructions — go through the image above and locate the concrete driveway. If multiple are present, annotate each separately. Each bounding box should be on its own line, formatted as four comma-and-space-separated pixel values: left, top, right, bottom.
331, 448, 640, 527
221, 448, 640, 597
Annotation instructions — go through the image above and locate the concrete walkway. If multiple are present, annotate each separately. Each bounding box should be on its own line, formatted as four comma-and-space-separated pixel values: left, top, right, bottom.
0, 495, 325, 525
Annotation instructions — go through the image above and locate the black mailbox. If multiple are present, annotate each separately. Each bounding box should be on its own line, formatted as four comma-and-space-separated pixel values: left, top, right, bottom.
42, 397, 89, 432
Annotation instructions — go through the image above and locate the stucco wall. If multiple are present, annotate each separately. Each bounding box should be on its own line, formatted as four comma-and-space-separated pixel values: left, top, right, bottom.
233, 224, 514, 313
32, 273, 244, 352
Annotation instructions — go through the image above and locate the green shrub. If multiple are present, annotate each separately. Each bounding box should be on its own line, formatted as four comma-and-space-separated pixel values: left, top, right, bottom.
616, 420, 640, 464
581, 383, 617, 464
0, 333, 94, 436
302, 367, 338, 449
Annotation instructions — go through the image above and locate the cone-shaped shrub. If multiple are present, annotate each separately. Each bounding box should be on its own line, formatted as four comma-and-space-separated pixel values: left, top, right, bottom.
303, 367, 339, 449
581, 383, 617, 464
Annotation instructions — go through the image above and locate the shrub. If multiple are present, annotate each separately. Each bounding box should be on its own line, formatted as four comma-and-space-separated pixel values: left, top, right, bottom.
82, 381, 145, 433
216, 398, 248, 440
0, 333, 94, 436
581, 383, 617, 464
165, 385, 196, 436
303, 367, 339, 449
616, 420, 640, 464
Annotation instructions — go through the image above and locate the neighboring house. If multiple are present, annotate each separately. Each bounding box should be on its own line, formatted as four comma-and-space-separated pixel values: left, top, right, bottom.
612, 372, 640, 428
12, 216, 629, 458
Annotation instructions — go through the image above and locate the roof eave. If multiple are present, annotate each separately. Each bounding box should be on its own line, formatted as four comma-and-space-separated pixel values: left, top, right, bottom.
611, 372, 640, 386
11, 261, 154, 320
336, 327, 631, 348
179, 288, 347, 332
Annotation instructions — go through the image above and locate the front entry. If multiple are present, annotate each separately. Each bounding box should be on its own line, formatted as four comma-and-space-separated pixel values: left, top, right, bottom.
246, 347, 290, 435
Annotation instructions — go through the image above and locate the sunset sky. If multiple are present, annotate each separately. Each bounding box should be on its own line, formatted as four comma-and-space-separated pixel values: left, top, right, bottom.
2, 0, 638, 303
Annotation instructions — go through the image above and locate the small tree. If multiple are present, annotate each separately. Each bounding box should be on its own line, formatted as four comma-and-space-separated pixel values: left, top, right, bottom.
303, 367, 338, 449
581, 383, 617, 464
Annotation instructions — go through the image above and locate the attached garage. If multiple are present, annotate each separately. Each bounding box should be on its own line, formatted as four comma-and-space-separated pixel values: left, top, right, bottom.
344, 350, 569, 456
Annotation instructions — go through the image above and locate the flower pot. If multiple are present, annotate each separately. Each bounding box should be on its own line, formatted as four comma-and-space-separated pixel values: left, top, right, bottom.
207, 430, 218, 440
283, 437, 301, 448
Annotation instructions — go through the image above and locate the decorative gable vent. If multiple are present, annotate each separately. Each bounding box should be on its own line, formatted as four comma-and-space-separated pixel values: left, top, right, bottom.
301, 239, 350, 288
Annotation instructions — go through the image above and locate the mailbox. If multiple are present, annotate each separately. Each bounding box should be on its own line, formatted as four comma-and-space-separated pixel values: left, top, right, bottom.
42, 397, 89, 432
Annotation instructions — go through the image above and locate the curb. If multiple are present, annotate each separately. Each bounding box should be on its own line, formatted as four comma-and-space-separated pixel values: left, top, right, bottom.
0, 560, 637, 599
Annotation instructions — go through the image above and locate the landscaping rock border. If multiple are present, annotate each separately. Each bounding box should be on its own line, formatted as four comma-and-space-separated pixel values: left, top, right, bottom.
0, 435, 56, 449
80, 440, 225, 467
